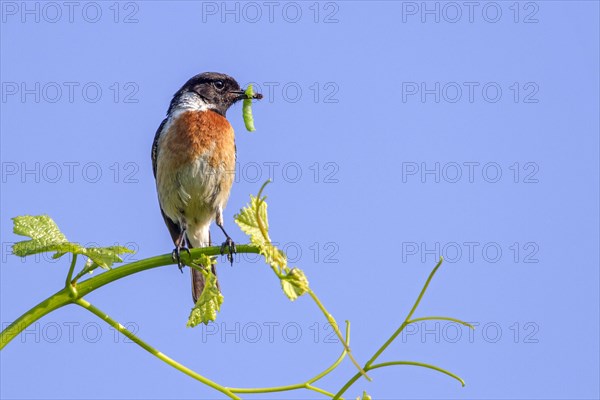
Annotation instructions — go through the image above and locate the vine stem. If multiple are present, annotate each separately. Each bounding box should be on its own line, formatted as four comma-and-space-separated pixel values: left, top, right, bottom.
4, 206, 469, 400
255, 180, 273, 243
254, 181, 370, 381
0, 287, 72, 350
0, 245, 260, 349
308, 290, 371, 381
365, 257, 444, 368
332, 360, 465, 399
369, 362, 465, 386
408, 316, 475, 329
2, 246, 360, 399
332, 257, 467, 399
306, 385, 337, 397
227, 322, 351, 397
73, 298, 240, 400
65, 254, 77, 291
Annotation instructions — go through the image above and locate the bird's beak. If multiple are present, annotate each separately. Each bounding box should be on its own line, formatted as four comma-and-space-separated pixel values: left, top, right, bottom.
230, 90, 263, 102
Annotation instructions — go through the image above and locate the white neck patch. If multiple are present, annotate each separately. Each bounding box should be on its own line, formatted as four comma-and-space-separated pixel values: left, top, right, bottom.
173, 91, 215, 113
160, 92, 216, 138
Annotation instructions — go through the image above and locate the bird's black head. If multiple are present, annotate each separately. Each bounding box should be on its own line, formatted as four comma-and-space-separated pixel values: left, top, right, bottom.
168, 72, 252, 117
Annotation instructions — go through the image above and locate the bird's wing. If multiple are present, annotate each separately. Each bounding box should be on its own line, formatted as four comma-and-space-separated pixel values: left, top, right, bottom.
160, 208, 183, 245
151, 118, 168, 178
152, 117, 183, 243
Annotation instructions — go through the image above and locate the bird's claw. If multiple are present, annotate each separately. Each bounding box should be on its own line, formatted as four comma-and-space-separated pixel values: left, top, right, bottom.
172, 246, 191, 273
220, 237, 236, 266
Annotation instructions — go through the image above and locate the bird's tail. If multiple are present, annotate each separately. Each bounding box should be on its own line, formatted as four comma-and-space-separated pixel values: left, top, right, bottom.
186, 226, 219, 304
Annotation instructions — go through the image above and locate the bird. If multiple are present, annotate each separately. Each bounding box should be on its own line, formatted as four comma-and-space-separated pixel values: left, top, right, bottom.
151, 72, 262, 303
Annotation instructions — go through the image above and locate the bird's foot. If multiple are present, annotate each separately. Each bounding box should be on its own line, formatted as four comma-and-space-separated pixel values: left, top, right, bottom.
220, 237, 236, 266
172, 246, 192, 273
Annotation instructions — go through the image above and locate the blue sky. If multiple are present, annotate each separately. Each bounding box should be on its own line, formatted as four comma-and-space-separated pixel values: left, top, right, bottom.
1, 1, 599, 399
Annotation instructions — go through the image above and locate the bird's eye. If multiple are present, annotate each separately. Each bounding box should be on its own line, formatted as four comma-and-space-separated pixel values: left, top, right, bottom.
213, 81, 225, 90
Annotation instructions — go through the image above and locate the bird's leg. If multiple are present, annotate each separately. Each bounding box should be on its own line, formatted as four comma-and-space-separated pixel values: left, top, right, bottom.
216, 210, 236, 265
218, 225, 236, 266
172, 228, 191, 273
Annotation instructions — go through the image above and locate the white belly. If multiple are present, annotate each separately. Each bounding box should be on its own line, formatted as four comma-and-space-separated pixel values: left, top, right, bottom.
156, 149, 231, 231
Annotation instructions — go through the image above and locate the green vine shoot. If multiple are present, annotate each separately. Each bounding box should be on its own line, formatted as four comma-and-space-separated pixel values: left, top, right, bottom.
1, 182, 472, 399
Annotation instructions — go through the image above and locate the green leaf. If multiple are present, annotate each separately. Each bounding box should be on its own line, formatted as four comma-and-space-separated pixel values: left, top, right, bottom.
243, 85, 256, 132
235, 184, 310, 301
194, 254, 217, 269
84, 246, 136, 270
280, 268, 309, 301
187, 265, 223, 327
234, 195, 269, 246
259, 244, 287, 273
12, 215, 69, 257
12, 215, 134, 270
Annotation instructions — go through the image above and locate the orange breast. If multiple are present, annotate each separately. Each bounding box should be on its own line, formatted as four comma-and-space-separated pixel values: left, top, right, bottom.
161, 110, 235, 170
